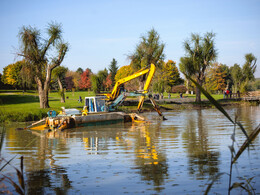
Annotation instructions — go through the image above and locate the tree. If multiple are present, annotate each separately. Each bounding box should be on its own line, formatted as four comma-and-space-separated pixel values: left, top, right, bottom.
114, 65, 139, 91
220, 64, 232, 89
109, 58, 119, 87
179, 57, 195, 94
91, 69, 108, 94
163, 60, 182, 88
0, 73, 11, 89
52, 66, 68, 102
105, 73, 112, 91
236, 53, 257, 92
66, 70, 81, 90
242, 53, 257, 82
115, 65, 133, 81
98, 68, 108, 91
79, 68, 92, 90
230, 64, 243, 92
76, 67, 83, 75
152, 60, 182, 93
248, 79, 260, 90
2, 61, 22, 88
65, 76, 74, 90
128, 28, 165, 89
18, 22, 68, 108
230, 53, 257, 92
2, 60, 35, 90
182, 32, 217, 102
205, 63, 227, 93
152, 79, 166, 94
91, 75, 99, 94
20, 63, 35, 90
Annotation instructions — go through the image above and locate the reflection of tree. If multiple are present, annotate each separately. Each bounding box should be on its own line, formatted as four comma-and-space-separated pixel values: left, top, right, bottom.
26, 166, 72, 194
132, 123, 168, 192
235, 106, 259, 136
27, 131, 72, 193
27, 130, 70, 170
182, 110, 220, 179
5, 128, 72, 193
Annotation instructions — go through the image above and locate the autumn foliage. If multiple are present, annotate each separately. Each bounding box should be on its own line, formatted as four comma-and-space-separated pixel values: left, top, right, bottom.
79, 68, 92, 90
205, 63, 227, 92
105, 73, 112, 91
65, 71, 81, 90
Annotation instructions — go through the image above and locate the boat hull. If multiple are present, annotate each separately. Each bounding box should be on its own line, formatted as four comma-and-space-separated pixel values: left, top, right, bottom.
45, 112, 133, 130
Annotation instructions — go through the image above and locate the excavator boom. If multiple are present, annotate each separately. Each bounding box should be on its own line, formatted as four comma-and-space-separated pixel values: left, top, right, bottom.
105, 64, 166, 120
106, 64, 155, 101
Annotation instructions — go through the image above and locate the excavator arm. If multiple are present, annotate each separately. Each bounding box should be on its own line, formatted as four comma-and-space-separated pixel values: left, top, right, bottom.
105, 64, 155, 101
105, 64, 166, 120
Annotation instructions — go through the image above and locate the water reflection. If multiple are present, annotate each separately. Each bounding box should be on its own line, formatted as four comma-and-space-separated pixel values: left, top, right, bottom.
130, 123, 168, 191
182, 110, 220, 179
26, 166, 72, 194
27, 122, 169, 192
1, 106, 260, 194
3, 127, 73, 194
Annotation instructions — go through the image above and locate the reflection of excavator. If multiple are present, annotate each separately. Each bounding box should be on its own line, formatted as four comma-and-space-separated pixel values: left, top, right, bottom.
103, 64, 166, 120
132, 123, 168, 187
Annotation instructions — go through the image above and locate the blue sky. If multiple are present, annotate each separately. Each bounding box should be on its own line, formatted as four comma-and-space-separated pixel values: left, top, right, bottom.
1, 0, 260, 78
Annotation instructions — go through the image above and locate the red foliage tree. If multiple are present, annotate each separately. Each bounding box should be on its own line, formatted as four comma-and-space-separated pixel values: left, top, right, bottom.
104, 73, 112, 91
79, 68, 92, 90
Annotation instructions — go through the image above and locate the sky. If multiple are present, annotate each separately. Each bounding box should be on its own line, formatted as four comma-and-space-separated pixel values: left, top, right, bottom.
1, 0, 260, 78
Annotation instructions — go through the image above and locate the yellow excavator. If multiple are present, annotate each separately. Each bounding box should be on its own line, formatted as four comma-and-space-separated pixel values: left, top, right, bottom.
30, 64, 165, 131
103, 64, 166, 120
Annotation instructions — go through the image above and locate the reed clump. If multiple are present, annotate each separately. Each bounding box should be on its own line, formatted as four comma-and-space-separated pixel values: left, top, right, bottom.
183, 74, 260, 195
0, 126, 25, 194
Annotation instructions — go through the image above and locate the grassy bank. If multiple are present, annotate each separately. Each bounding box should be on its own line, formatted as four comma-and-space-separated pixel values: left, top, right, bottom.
0, 90, 95, 122
0, 90, 235, 122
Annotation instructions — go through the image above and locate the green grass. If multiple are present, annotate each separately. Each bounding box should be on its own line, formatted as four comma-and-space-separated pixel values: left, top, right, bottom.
0, 90, 96, 122
0, 90, 227, 122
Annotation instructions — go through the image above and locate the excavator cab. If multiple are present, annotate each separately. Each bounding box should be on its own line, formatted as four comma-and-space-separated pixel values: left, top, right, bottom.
84, 96, 107, 113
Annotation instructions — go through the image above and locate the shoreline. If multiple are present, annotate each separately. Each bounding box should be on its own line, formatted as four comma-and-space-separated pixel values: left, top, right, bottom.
0, 97, 258, 123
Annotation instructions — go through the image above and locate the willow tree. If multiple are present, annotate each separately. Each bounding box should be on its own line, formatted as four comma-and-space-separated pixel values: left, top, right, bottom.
183, 32, 217, 102
18, 22, 68, 108
128, 28, 165, 89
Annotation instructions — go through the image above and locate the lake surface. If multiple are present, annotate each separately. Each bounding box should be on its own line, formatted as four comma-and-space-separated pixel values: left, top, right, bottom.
1, 106, 260, 194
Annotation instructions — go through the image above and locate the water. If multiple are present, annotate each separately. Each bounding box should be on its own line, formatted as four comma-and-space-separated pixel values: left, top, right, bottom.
1, 106, 260, 194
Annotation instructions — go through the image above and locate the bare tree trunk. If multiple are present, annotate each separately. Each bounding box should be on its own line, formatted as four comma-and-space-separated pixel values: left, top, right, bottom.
57, 77, 65, 103
36, 66, 52, 108
195, 86, 201, 103
38, 86, 50, 108
186, 79, 190, 94
195, 78, 202, 103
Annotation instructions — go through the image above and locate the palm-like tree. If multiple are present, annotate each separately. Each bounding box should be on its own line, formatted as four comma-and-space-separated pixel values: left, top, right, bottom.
18, 22, 68, 108
179, 57, 194, 94
183, 32, 217, 102
128, 28, 165, 89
